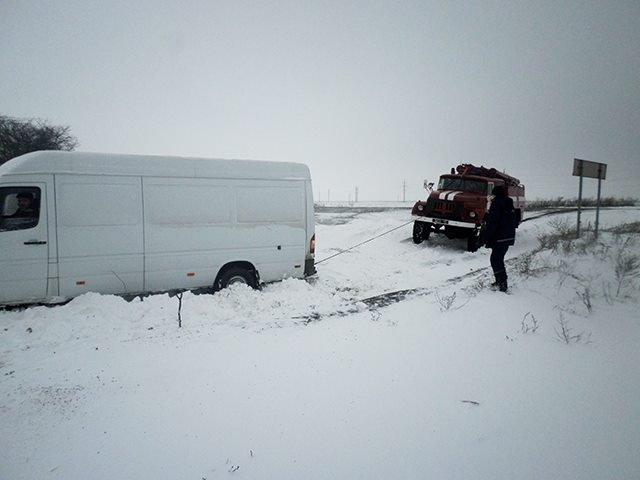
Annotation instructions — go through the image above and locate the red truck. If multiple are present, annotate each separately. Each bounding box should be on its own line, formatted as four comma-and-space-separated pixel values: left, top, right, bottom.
411, 164, 525, 252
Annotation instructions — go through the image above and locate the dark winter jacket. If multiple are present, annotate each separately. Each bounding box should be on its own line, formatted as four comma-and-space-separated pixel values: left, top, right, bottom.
483, 194, 516, 248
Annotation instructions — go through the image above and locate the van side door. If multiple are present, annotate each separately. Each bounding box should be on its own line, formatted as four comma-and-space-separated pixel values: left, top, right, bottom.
55, 175, 144, 298
0, 183, 49, 304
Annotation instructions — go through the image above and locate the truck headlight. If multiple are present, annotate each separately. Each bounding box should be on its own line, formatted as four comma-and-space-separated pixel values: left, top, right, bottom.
469, 211, 476, 218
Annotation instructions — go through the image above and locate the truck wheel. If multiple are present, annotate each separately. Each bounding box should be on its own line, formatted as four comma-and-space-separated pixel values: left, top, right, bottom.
467, 233, 480, 253
413, 222, 424, 244
216, 266, 257, 291
444, 227, 457, 239
423, 223, 431, 240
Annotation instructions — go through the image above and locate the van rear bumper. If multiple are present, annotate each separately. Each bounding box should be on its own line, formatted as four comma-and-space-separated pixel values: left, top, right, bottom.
304, 258, 316, 276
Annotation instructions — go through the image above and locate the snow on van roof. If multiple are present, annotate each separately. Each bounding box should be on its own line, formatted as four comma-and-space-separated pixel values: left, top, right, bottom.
0, 151, 311, 180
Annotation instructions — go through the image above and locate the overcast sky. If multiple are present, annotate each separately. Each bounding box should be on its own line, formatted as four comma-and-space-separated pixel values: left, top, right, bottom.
2, 1, 638, 201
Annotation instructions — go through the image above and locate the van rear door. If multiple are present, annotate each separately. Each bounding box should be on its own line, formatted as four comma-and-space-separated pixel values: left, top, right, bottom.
0, 183, 48, 304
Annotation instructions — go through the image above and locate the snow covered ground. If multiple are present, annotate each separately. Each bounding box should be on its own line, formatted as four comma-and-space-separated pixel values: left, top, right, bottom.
1, 207, 639, 480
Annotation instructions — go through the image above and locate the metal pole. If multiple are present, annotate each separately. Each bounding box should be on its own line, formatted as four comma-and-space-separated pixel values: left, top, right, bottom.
595, 167, 603, 238
577, 166, 583, 238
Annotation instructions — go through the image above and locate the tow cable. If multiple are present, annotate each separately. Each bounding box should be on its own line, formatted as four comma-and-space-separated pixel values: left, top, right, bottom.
315, 220, 414, 265
314, 208, 564, 266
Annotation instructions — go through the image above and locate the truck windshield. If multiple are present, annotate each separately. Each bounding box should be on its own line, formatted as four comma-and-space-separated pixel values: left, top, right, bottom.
438, 177, 487, 194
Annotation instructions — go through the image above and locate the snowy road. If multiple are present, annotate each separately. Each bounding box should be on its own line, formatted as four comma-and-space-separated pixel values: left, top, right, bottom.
1, 207, 639, 480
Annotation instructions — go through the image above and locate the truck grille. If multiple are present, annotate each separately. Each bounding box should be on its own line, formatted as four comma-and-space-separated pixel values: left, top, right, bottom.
425, 198, 462, 219
433, 200, 454, 213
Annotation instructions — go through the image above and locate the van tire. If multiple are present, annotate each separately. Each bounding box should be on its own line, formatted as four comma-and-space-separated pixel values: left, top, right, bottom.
216, 266, 258, 291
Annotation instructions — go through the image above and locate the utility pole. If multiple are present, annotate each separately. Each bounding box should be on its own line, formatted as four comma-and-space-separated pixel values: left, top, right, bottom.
402, 180, 406, 202
355, 186, 359, 203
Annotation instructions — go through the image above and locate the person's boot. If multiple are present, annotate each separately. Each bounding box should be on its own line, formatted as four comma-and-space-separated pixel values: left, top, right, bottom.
498, 280, 508, 292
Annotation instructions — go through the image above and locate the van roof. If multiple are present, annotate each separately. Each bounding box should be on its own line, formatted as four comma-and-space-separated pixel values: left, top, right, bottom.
0, 151, 311, 180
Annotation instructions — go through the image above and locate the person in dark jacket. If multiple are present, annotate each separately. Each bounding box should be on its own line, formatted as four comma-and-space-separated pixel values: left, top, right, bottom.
483, 185, 516, 292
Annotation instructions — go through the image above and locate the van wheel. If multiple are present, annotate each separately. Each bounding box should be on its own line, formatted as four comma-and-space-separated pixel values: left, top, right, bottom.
216, 267, 257, 291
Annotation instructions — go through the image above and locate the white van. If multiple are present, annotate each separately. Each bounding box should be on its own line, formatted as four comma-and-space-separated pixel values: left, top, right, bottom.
0, 151, 316, 305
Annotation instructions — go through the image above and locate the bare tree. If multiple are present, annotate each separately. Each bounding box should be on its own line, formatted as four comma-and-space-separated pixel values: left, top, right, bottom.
0, 115, 78, 165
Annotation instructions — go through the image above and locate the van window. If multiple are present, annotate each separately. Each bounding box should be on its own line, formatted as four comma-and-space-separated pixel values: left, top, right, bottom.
236, 186, 304, 223
59, 182, 140, 227
0, 187, 41, 231
145, 184, 232, 225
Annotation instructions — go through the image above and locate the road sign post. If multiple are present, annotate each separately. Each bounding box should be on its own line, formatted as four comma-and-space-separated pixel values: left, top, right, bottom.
572, 158, 607, 238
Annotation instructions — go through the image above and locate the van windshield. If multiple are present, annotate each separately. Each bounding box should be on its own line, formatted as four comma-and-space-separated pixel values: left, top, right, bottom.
438, 177, 487, 194
0, 187, 41, 231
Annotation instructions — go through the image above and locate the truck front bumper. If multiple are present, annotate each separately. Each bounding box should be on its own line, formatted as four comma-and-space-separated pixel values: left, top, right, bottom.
412, 215, 477, 230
